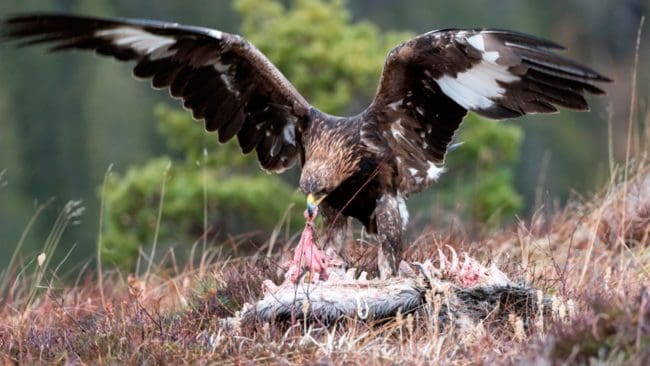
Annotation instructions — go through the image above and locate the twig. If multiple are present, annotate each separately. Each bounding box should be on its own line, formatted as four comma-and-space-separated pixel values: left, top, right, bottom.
619, 16, 645, 272
47, 290, 87, 333
97, 164, 113, 312
145, 161, 172, 284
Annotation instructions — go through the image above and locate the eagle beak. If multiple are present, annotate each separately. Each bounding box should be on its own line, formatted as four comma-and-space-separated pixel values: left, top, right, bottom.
306, 193, 326, 217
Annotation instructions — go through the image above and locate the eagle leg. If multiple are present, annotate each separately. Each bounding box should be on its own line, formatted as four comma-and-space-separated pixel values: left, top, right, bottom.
376, 194, 404, 280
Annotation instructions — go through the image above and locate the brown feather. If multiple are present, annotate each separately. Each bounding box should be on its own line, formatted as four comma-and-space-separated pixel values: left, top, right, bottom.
1, 14, 613, 277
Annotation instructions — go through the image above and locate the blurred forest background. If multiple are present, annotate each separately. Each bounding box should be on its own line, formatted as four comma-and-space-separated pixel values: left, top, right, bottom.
0, 0, 647, 272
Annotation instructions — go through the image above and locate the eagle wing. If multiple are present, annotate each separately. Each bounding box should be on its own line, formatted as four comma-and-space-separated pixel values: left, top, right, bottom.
363, 29, 611, 195
2, 14, 312, 173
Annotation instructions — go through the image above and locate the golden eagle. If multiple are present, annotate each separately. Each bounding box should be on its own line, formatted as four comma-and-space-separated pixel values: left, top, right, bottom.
2, 14, 610, 278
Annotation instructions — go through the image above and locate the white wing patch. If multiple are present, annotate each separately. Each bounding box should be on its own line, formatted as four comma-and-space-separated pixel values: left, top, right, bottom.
96, 27, 175, 58
435, 33, 519, 111
212, 62, 240, 96
388, 99, 403, 111
467, 34, 500, 62
282, 122, 296, 146
390, 119, 404, 139
426, 162, 444, 181
402, 160, 444, 191
206, 29, 223, 40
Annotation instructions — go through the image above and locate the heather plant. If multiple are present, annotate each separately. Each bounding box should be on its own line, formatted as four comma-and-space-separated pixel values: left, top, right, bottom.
2, 158, 648, 364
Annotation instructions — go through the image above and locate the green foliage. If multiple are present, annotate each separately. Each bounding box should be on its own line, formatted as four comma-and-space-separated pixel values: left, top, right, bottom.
100, 0, 524, 268
235, 0, 411, 114
154, 105, 255, 168
102, 103, 305, 268
441, 115, 523, 226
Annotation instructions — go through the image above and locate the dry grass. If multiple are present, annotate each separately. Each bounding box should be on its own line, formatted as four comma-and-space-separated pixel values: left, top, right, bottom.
0, 158, 648, 365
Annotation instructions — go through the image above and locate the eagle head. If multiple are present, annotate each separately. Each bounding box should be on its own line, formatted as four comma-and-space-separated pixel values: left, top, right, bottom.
299, 160, 339, 217
299, 117, 362, 216
300, 150, 359, 217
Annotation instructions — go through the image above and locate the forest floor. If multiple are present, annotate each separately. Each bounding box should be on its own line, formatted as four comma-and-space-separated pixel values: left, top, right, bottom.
0, 158, 648, 365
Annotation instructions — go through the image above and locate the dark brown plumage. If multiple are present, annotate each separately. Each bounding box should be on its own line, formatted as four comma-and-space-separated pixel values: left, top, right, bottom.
1, 14, 611, 278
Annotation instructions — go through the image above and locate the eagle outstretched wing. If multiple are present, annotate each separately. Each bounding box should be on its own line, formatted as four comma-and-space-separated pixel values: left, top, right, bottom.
364, 29, 611, 195
2, 14, 311, 173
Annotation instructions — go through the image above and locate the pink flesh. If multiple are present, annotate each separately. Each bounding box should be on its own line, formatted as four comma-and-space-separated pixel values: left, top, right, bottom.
286, 208, 330, 282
